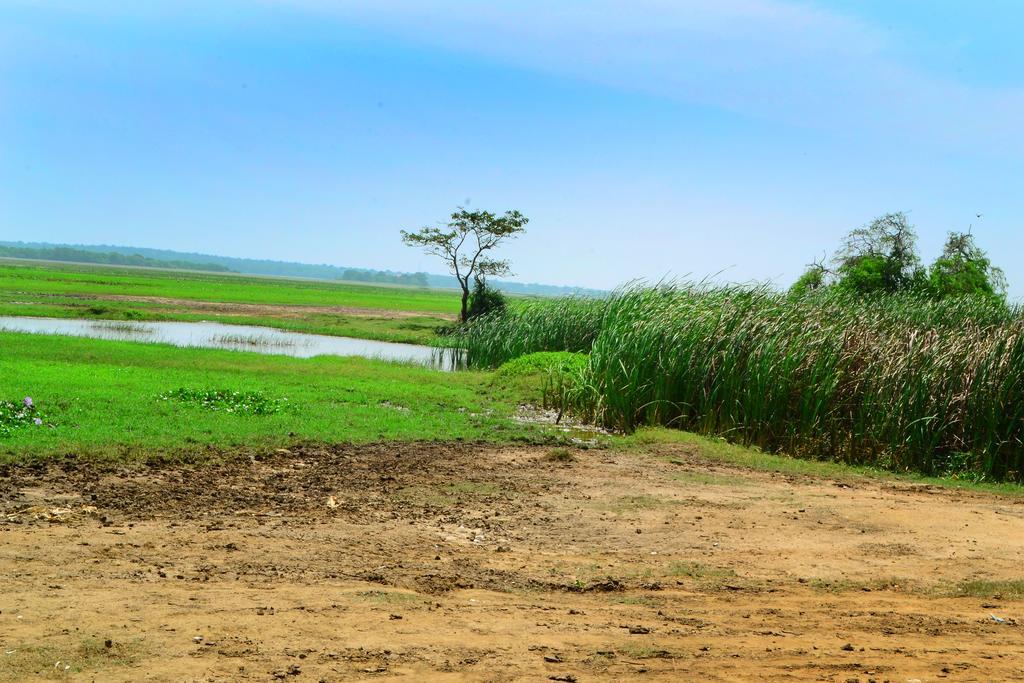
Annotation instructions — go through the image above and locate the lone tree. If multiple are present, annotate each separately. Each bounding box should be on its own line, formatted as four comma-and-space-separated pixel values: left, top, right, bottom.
401, 207, 528, 322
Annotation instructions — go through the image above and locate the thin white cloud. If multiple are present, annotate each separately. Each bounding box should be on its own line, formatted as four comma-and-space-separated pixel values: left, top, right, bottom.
257, 0, 1024, 156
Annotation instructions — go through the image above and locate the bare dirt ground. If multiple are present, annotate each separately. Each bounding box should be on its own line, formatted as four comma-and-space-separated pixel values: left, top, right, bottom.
1, 442, 1022, 682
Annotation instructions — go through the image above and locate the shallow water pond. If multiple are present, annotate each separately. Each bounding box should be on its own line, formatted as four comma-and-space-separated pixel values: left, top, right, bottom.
0, 316, 462, 370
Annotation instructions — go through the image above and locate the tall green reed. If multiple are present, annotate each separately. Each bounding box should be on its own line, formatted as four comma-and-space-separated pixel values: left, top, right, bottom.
464, 282, 1024, 481
455, 295, 608, 367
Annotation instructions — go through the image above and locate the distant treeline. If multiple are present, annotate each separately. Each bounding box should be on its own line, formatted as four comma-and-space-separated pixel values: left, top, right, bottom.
340, 269, 430, 287
0, 244, 233, 272
0, 241, 605, 296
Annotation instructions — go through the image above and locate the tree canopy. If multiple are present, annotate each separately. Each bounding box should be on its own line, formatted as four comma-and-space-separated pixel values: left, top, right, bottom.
928, 231, 1007, 300
833, 212, 924, 295
401, 208, 528, 322
791, 212, 1006, 302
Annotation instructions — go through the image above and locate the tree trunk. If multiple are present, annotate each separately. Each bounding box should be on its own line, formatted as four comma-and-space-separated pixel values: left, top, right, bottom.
460, 286, 470, 323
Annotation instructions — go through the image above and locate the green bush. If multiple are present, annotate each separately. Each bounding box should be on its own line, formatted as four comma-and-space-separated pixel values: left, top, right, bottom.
466, 280, 508, 320
496, 351, 588, 378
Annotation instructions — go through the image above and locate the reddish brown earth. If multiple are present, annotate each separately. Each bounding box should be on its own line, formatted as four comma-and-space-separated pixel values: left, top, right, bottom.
1, 442, 1022, 681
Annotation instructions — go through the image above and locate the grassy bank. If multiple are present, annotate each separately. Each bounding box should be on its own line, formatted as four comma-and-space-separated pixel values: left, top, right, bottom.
0, 260, 460, 312
2, 328, 1022, 498
0, 260, 461, 343
0, 331, 541, 460
460, 283, 1024, 481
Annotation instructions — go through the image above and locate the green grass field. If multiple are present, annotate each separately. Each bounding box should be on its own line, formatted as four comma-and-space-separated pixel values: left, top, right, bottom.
0, 260, 462, 343
0, 331, 544, 460
0, 260, 460, 311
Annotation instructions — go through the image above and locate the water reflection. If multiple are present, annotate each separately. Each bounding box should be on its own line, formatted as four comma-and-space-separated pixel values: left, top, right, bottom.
0, 316, 463, 371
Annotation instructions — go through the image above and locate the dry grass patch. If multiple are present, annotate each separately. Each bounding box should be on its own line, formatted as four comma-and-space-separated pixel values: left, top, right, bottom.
953, 579, 1024, 600
0, 638, 144, 682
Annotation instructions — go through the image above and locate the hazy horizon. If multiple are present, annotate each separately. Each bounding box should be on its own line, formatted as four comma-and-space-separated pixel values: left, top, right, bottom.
3, 2, 1023, 297
0, 238, 608, 293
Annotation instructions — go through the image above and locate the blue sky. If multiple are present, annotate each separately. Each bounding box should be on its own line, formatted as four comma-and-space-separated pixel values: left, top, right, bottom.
2, 1, 1022, 295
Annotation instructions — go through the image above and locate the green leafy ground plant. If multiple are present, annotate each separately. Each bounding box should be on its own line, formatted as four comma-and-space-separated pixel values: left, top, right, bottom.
158, 388, 290, 415
0, 396, 45, 437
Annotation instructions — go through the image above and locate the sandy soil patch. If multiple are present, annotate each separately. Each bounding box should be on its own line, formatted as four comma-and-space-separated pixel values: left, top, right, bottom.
1, 443, 1022, 681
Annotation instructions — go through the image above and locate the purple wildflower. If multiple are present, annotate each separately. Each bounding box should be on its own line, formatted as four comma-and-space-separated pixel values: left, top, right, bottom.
23, 396, 33, 409
33, 417, 42, 426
